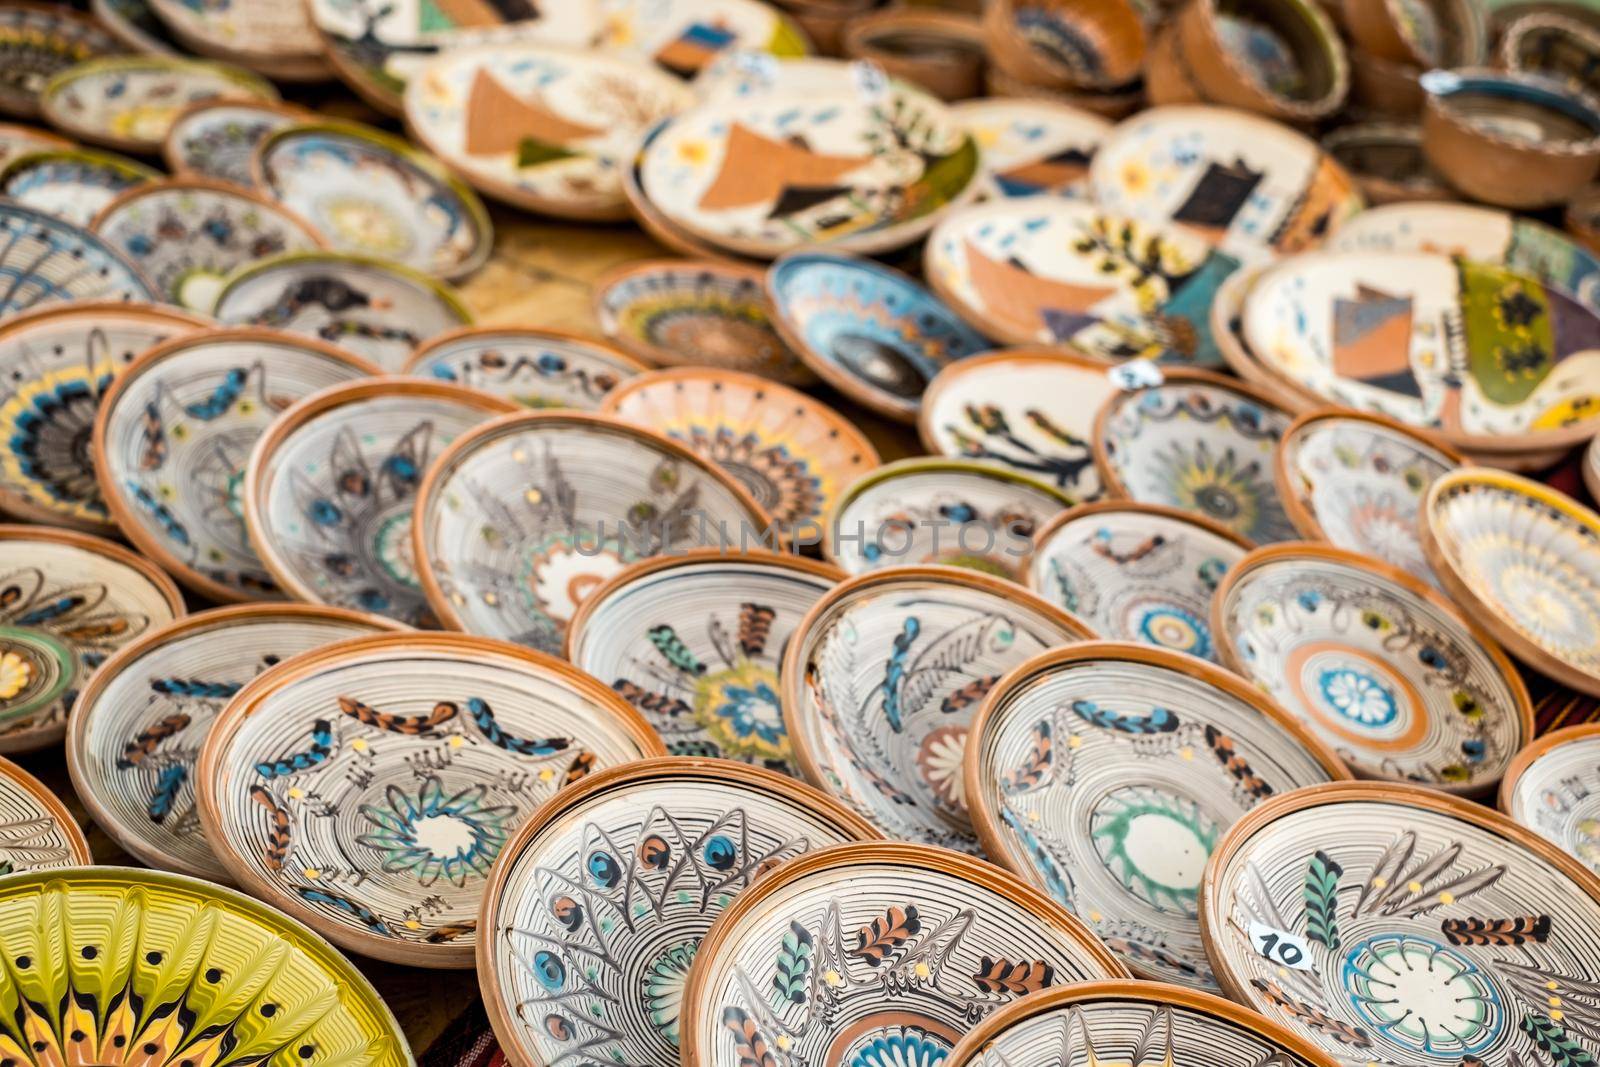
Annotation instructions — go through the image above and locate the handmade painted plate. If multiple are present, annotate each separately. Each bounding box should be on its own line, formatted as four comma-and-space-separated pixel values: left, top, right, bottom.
147, 0, 322, 62
404, 326, 646, 410
413, 411, 771, 657
66, 603, 403, 882
827, 457, 1071, 580
95, 328, 382, 604
1501, 722, 1600, 879
596, 0, 811, 76
253, 122, 493, 281
681, 842, 1128, 1067
0, 200, 158, 312
212, 252, 474, 371
245, 379, 515, 627
0, 147, 158, 227
0, 301, 208, 532
783, 566, 1093, 852
480, 757, 873, 1067
91, 0, 182, 55
0, 121, 70, 166
1588, 433, 1600, 503
0, 753, 90, 872
620, 115, 760, 262
967, 643, 1348, 988
1027, 501, 1250, 662
39, 56, 279, 154
1089, 105, 1363, 267
196, 631, 664, 965
688, 54, 903, 104
1215, 543, 1534, 794
0, 2, 121, 119
0, 525, 183, 753
765, 250, 990, 421
163, 99, 311, 188
565, 551, 841, 775
1094, 370, 1297, 544
1202, 782, 1600, 1067
951, 96, 1112, 199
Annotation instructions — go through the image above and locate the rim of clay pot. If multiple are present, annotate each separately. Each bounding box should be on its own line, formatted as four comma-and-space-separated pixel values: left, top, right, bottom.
1501, 11, 1600, 82
1421, 67, 1600, 156
0, 753, 91, 865
1498, 719, 1600, 817
982, 0, 1147, 92
1320, 122, 1454, 202
843, 7, 988, 93
1181, 0, 1350, 121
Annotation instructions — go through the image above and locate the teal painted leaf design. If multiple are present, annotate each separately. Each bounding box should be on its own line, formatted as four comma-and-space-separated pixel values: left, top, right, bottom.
648, 624, 704, 675
1522, 1013, 1597, 1067
771, 920, 813, 1005
1303, 849, 1343, 950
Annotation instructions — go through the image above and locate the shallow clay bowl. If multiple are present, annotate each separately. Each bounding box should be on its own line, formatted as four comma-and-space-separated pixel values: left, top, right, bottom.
1174, 0, 1350, 124
982, 0, 1147, 92
1344, 0, 1487, 66
1501, 12, 1600, 95
844, 8, 987, 100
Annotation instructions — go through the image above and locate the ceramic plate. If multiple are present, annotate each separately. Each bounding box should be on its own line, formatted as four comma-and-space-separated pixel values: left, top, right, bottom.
66, 603, 402, 881
766, 250, 990, 421
1501, 723, 1600, 878
926, 198, 1239, 365
0, 200, 158, 311
828, 457, 1071, 580
1215, 543, 1534, 794
0, 525, 183, 753
602, 367, 879, 531
0, 754, 90, 872
95, 328, 381, 604
566, 550, 841, 774
688, 54, 903, 105
212, 252, 474, 371
1027, 501, 1250, 662
405, 326, 646, 410
967, 643, 1348, 988
1094, 370, 1297, 544
1203, 782, 1600, 1067
681, 842, 1127, 1066
163, 99, 310, 188
245, 379, 515, 626
413, 411, 770, 656
196, 631, 664, 965
596, 0, 810, 76
620, 115, 759, 262
91, 0, 181, 55
0, 121, 70, 167
405, 43, 692, 221
1589, 433, 1600, 503
0, 301, 208, 532
783, 567, 1093, 853
40, 56, 279, 154
0, 866, 415, 1065
1089, 105, 1363, 267
952, 96, 1112, 199
0, 148, 158, 227
254, 122, 493, 281
147, 0, 322, 60
0, 2, 121, 118
479, 757, 873, 1066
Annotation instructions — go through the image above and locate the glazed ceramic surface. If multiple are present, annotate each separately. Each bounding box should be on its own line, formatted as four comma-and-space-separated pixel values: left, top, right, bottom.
0, 3, 120, 118
952, 96, 1112, 199
596, 0, 810, 75
164, 100, 307, 188
1089, 105, 1363, 267
92, 0, 182, 54
1205, 784, 1600, 1067
0, 755, 89, 873
1216, 545, 1531, 793
0, 148, 158, 228
406, 327, 644, 410
147, 0, 321, 59
0, 201, 158, 312
0, 122, 69, 167
1504, 726, 1600, 878
40, 57, 278, 153
212, 252, 473, 371
1589, 434, 1600, 502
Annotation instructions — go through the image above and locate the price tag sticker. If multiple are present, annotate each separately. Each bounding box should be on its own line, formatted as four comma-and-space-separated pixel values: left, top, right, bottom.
1108, 359, 1164, 391
1248, 921, 1314, 971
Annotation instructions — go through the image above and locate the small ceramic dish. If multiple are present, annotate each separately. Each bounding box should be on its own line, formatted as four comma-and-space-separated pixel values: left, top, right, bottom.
1500, 721, 1600, 877
1502, 13, 1600, 92
39, 56, 279, 155
1214, 543, 1535, 794
681, 841, 1128, 1066
0, 147, 158, 227
211, 251, 474, 371
65, 603, 403, 881
1027, 500, 1251, 661
1321, 124, 1453, 205
951, 96, 1111, 198
0, 301, 208, 533
1172, 0, 1350, 124
479, 757, 875, 1067
0, 200, 158, 312
0, 865, 416, 1064
91, 0, 182, 55
0, 121, 70, 167
782, 566, 1093, 852
0, 753, 91, 872
404, 326, 646, 410
0, 524, 183, 753
413, 411, 771, 656
1201, 782, 1600, 1067
0, 2, 121, 119
253, 121, 493, 282
1345, 0, 1487, 66
95, 328, 382, 604
843, 9, 986, 101
966, 642, 1349, 987
162, 98, 311, 188
827, 457, 1072, 580
566, 551, 843, 774
595, 0, 812, 77
146, 0, 323, 65
982, 0, 1146, 92
197, 630, 665, 966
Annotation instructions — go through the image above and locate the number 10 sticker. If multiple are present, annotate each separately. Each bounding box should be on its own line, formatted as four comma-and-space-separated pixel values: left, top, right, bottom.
1249, 921, 1314, 971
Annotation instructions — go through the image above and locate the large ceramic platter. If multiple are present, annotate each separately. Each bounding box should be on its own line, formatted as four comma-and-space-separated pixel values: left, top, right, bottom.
1215, 543, 1534, 794
0, 200, 158, 312
0, 2, 121, 119
1202, 782, 1600, 1067
404, 326, 646, 410
197, 631, 665, 966
0, 147, 158, 227
66, 603, 403, 882
479, 757, 874, 1067
95, 329, 382, 604
951, 96, 1112, 199
414, 412, 770, 655
681, 842, 1128, 1066
0, 301, 208, 532
0, 866, 416, 1065
565, 550, 841, 775
0, 525, 183, 753
1089, 105, 1364, 267
1502, 722, 1600, 878
595, 0, 811, 76
782, 566, 1093, 853
163, 98, 311, 188
244, 379, 515, 627
1027, 501, 1251, 663
0, 753, 90, 872
147, 0, 321, 61
0, 121, 70, 166
39, 56, 279, 154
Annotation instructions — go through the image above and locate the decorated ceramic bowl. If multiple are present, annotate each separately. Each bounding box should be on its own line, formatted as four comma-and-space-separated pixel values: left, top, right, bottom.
1214, 543, 1534, 794
91, 0, 182, 55
1503, 12, 1600, 94
40, 56, 279, 154
1321, 122, 1454, 205
0, 865, 416, 1065
0, 2, 121, 119
1027, 501, 1251, 662
0, 200, 158, 312
843, 9, 985, 101
212, 252, 474, 371
65, 603, 402, 882
1171, 0, 1350, 124
95, 328, 381, 604
0, 148, 159, 227
253, 121, 493, 282
1345, 0, 1486, 66
1500, 722, 1600, 878
0, 301, 208, 532
0, 753, 90, 872
596, 0, 811, 75
765, 250, 990, 421
404, 326, 646, 410
479, 757, 874, 1066
951, 96, 1111, 199
966, 642, 1349, 987
163, 98, 311, 188
146, 0, 322, 63
982, 0, 1146, 92
413, 411, 770, 656
1202, 782, 1600, 1067
0, 121, 70, 167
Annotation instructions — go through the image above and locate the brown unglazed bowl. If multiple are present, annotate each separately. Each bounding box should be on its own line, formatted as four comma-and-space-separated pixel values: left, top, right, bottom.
843, 8, 988, 99
1501, 12, 1600, 97
1322, 122, 1455, 202
1145, 18, 1207, 105
1344, 0, 1488, 66
1346, 44, 1427, 118
982, 0, 1147, 91
1175, 0, 1350, 123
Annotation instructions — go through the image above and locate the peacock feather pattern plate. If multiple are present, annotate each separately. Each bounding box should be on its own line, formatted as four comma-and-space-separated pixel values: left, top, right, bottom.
0, 753, 90, 873
0, 3, 121, 119
40, 56, 279, 154
1502, 724, 1600, 879
163, 100, 310, 188
404, 327, 646, 411
0, 200, 158, 313
0, 148, 159, 228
